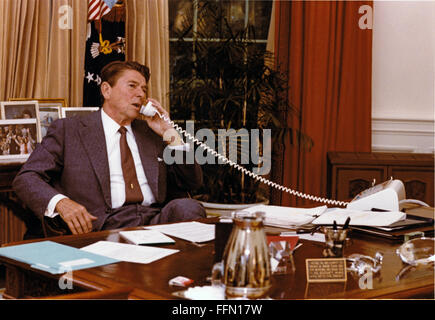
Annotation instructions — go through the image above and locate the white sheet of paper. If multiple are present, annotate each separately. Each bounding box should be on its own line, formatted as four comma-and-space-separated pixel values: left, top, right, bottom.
119, 230, 175, 245
145, 221, 215, 243
80, 241, 179, 264
280, 232, 326, 243
311, 208, 406, 227
243, 204, 328, 227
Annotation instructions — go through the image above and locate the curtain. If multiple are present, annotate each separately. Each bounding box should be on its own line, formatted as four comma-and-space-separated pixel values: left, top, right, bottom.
0, 0, 170, 108
125, 0, 170, 110
0, 0, 50, 100
266, 0, 275, 55
273, 0, 373, 207
0, 0, 87, 107
48, 0, 87, 107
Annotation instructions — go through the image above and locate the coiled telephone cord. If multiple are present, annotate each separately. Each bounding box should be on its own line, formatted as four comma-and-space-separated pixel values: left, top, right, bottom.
158, 111, 349, 207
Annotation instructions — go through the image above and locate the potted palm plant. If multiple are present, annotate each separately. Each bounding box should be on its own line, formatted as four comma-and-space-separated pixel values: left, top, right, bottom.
169, 1, 312, 215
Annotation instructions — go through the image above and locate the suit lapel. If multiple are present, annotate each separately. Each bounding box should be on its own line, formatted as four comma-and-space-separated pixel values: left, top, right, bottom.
78, 110, 112, 208
131, 120, 159, 201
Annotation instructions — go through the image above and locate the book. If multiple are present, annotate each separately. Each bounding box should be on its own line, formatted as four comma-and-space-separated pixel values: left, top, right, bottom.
0, 240, 119, 274
119, 230, 175, 245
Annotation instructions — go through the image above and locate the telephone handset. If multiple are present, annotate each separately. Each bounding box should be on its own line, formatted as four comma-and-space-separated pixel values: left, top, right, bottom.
140, 102, 417, 209
140, 101, 158, 117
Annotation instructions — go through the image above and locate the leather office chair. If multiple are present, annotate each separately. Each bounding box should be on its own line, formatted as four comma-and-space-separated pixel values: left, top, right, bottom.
0, 192, 45, 240
0, 192, 71, 239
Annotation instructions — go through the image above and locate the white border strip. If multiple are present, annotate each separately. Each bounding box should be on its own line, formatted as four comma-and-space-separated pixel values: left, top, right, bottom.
372, 117, 435, 153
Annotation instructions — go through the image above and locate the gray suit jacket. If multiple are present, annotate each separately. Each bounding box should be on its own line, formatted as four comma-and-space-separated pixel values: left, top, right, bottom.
12, 110, 203, 231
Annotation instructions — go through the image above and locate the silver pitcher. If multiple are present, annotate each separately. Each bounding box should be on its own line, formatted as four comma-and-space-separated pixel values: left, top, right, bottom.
212, 211, 272, 299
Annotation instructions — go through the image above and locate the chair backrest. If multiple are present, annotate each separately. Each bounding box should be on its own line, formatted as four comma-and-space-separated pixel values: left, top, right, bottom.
0, 192, 44, 240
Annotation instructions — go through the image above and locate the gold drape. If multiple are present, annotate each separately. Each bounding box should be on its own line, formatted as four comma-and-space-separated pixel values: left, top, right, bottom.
125, 0, 170, 109
46, 0, 88, 107
0, 0, 169, 108
266, 0, 275, 57
0, 0, 49, 100
0, 0, 87, 107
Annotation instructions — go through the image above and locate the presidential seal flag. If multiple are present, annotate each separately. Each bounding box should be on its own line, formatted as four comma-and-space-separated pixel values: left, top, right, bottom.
83, 0, 126, 107
88, 0, 115, 20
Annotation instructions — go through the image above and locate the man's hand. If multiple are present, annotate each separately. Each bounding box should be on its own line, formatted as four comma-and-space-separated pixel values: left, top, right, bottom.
143, 98, 183, 146
55, 198, 97, 234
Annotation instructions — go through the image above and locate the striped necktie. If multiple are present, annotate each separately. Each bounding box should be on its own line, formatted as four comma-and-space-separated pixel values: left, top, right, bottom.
118, 126, 144, 205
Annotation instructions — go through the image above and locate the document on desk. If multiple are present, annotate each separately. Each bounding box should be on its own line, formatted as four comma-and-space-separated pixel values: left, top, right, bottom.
280, 232, 326, 243
243, 204, 328, 228
80, 241, 179, 264
119, 230, 176, 245
0, 240, 119, 274
145, 221, 215, 243
312, 208, 406, 227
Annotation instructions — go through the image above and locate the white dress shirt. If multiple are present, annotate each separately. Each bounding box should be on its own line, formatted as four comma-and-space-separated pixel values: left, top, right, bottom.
101, 109, 156, 208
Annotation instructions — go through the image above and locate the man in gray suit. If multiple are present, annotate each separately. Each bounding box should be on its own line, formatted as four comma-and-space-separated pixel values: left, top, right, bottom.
13, 61, 205, 235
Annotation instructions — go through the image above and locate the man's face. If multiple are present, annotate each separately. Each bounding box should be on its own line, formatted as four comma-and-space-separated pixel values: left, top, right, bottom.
102, 69, 148, 126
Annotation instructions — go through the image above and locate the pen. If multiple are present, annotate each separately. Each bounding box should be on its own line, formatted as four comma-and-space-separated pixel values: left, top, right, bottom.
371, 208, 390, 212
296, 229, 311, 234
296, 225, 321, 234
291, 243, 303, 253
310, 225, 321, 235
343, 217, 351, 230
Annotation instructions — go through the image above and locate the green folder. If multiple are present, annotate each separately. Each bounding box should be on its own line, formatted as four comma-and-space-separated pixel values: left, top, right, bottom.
0, 240, 119, 274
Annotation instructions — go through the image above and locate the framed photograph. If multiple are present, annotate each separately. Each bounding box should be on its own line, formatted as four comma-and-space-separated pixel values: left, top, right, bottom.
0, 100, 40, 120
9, 97, 66, 108
39, 106, 62, 138
0, 119, 38, 162
62, 107, 99, 118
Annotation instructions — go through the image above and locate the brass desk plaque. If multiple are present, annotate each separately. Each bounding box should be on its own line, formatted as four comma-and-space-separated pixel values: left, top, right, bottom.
306, 258, 347, 283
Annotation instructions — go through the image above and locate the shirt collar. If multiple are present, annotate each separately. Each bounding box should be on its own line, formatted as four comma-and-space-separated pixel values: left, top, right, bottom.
101, 108, 133, 136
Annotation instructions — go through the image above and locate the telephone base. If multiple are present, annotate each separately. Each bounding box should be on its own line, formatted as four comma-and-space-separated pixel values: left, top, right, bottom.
347, 180, 406, 212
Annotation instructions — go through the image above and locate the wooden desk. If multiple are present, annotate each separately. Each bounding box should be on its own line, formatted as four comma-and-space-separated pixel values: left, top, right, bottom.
1, 219, 433, 300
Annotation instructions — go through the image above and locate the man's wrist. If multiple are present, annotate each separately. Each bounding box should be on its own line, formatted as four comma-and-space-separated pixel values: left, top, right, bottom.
44, 194, 68, 218
163, 128, 184, 147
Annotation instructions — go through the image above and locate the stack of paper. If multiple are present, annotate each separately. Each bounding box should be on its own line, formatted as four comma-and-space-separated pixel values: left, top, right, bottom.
311, 208, 406, 227
280, 231, 326, 243
145, 221, 215, 243
119, 230, 175, 245
243, 204, 328, 228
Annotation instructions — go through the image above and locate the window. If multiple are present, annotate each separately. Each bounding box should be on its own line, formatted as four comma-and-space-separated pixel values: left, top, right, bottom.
168, 0, 273, 121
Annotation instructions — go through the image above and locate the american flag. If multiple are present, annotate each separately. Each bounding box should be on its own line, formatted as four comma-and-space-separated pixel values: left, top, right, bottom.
88, 0, 118, 21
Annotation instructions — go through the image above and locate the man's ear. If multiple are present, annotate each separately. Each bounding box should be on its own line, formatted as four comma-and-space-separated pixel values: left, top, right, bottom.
100, 81, 112, 100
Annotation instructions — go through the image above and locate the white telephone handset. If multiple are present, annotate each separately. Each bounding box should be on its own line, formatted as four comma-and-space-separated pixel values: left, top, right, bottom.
140, 101, 158, 117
